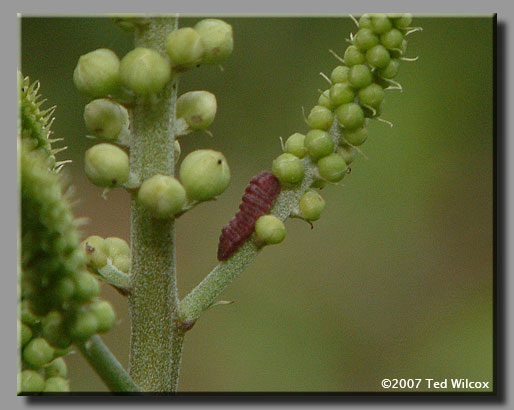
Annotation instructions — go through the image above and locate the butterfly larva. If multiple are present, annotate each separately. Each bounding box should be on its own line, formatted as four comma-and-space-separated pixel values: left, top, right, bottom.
217, 171, 281, 261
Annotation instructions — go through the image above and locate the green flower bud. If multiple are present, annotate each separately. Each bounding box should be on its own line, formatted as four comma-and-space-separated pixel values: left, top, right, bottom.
45, 358, 68, 379
82, 235, 108, 269
52, 278, 75, 305
358, 14, 372, 29
366, 44, 391, 69
344, 126, 368, 146
343, 45, 365, 66
358, 83, 385, 108
307, 105, 334, 131
73, 48, 120, 98
378, 58, 401, 79
165, 27, 205, 68
330, 65, 350, 83
113, 255, 130, 273
272, 153, 305, 186
194, 19, 234, 64
72, 271, 100, 303
354, 28, 379, 51
380, 28, 404, 50
284, 132, 307, 158
393, 14, 412, 29
120, 47, 171, 95
84, 99, 129, 140
329, 82, 355, 106
20, 370, 45, 392
70, 311, 98, 342
43, 377, 70, 393
84, 143, 129, 187
370, 14, 393, 34
299, 190, 326, 221
348, 64, 373, 89
176, 91, 217, 130
338, 144, 357, 165
104, 237, 130, 259
23, 337, 55, 368
254, 215, 286, 245
138, 174, 186, 218
20, 321, 32, 347
318, 89, 335, 110
305, 130, 335, 161
89, 300, 116, 333
41, 311, 72, 349
179, 149, 231, 201
317, 153, 347, 182
336, 102, 365, 130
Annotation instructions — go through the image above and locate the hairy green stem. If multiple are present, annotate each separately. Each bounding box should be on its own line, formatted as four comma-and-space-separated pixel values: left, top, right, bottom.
128, 16, 184, 392
77, 335, 139, 393
179, 122, 341, 323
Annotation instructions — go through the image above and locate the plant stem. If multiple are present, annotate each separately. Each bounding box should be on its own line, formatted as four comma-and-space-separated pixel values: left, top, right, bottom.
128, 16, 184, 392
179, 123, 342, 323
77, 335, 139, 393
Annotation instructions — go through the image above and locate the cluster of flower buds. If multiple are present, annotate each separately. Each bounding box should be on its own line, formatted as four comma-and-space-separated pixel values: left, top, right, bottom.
270, 13, 418, 224
74, 19, 234, 220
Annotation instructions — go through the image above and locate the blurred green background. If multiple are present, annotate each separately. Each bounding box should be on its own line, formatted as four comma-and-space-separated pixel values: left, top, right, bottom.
20, 16, 494, 392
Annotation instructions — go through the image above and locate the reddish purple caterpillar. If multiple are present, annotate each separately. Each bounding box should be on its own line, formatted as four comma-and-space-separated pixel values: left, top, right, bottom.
217, 171, 281, 261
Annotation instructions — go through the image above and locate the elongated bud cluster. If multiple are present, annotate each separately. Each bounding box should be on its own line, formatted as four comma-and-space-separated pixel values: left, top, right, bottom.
269, 13, 418, 226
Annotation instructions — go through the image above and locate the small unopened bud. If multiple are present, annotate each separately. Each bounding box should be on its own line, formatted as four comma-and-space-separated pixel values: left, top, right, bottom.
84, 143, 129, 187
19, 370, 46, 393
255, 215, 286, 245
305, 130, 335, 161
104, 237, 130, 259
88, 300, 116, 333
43, 377, 70, 393
272, 153, 305, 186
82, 235, 108, 269
194, 19, 234, 64
176, 91, 217, 130
22, 338, 55, 368
179, 150, 231, 201
73, 48, 120, 98
84, 98, 130, 141
138, 174, 187, 218
299, 190, 326, 221
317, 153, 347, 182
120, 47, 171, 95
70, 311, 98, 342
166, 27, 205, 68
284, 132, 307, 159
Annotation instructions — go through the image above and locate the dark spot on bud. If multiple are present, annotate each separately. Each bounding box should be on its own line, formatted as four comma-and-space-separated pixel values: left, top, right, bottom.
85, 243, 95, 254
347, 167, 352, 174
217, 159, 222, 165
